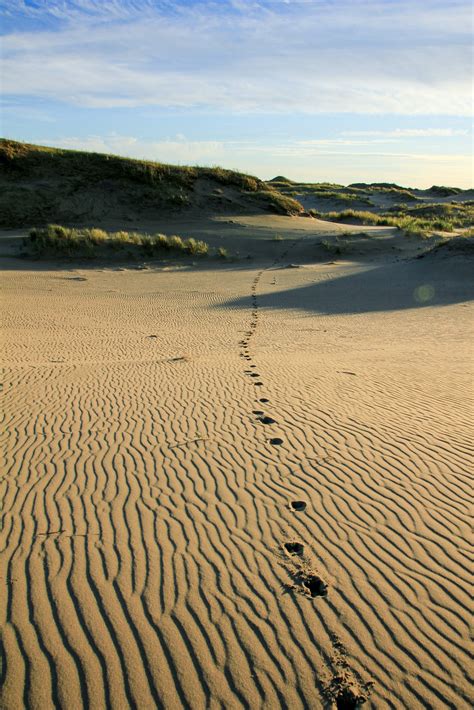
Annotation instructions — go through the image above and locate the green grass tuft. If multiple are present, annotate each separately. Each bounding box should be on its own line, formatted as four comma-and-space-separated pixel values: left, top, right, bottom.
315, 203, 474, 237
27, 225, 210, 258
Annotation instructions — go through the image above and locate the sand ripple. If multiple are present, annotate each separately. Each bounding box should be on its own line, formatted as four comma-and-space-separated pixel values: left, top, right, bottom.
1, 256, 472, 708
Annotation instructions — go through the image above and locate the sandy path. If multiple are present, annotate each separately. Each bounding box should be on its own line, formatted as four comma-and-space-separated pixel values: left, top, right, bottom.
1, 241, 473, 709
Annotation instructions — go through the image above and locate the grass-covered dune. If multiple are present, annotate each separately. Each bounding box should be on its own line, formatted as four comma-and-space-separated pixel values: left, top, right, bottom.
310, 203, 474, 237
267, 176, 473, 216
26, 224, 212, 259
0, 139, 303, 227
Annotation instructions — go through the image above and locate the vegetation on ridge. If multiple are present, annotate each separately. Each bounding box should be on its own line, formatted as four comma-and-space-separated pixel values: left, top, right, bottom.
27, 224, 210, 258
309, 203, 474, 237
0, 139, 303, 227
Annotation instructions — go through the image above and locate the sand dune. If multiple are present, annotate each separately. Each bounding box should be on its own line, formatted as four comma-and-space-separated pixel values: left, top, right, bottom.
1, 223, 473, 708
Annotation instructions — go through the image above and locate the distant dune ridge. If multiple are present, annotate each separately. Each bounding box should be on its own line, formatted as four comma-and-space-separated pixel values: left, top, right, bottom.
1, 141, 473, 709
267, 176, 474, 222
0, 139, 303, 228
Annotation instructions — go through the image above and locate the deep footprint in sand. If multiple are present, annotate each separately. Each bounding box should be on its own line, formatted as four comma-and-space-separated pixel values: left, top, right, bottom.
258, 416, 276, 424
269, 437, 283, 445
252, 410, 264, 415
259, 398, 269, 403
302, 575, 328, 598
284, 542, 304, 556
290, 501, 307, 511
335, 686, 367, 710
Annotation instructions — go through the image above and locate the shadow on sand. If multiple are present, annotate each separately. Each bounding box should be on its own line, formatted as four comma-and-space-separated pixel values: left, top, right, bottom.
220, 256, 474, 315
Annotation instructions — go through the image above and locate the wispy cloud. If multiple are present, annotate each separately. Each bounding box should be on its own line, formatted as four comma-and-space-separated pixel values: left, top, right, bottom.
342, 128, 469, 138
24, 131, 470, 186
2, 0, 472, 115
43, 132, 472, 164
44, 133, 244, 164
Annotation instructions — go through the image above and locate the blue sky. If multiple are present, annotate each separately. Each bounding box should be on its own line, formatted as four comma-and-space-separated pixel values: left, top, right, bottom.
1, 0, 472, 186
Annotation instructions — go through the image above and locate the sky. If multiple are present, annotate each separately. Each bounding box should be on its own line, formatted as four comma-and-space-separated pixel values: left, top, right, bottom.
1, 0, 472, 187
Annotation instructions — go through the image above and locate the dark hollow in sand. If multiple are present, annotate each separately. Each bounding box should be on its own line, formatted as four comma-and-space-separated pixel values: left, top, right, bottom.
290, 501, 307, 511
270, 437, 283, 445
302, 575, 328, 598
335, 687, 367, 709
284, 542, 304, 556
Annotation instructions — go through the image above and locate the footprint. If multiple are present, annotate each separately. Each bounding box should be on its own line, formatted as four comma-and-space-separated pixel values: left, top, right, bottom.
259, 398, 269, 403
327, 635, 374, 708
255, 382, 264, 386
290, 501, 307, 511
284, 542, 304, 556
252, 410, 264, 415
250, 373, 260, 377
258, 416, 276, 424
269, 437, 283, 445
302, 575, 328, 598
335, 687, 366, 710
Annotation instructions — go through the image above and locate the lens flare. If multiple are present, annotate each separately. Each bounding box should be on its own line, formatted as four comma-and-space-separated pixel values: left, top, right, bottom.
414, 284, 435, 303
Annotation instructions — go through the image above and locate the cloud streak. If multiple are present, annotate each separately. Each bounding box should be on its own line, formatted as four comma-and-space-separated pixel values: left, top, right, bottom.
342, 128, 469, 138
2, 0, 472, 115
43, 132, 472, 165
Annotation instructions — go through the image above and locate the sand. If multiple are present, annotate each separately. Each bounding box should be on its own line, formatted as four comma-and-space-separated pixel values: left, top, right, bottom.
1, 216, 473, 709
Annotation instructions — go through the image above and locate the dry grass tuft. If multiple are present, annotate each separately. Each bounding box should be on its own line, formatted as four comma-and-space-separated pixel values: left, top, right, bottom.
27, 225, 210, 258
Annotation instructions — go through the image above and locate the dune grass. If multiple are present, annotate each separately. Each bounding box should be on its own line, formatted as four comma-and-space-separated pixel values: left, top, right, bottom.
312, 202, 474, 237
428, 185, 463, 197
268, 180, 420, 206
251, 189, 303, 214
28, 225, 210, 258
347, 184, 419, 201
0, 139, 303, 226
1, 139, 259, 193
311, 191, 373, 205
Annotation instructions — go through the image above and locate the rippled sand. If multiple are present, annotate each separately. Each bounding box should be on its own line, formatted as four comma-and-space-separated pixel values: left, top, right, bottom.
1, 225, 473, 709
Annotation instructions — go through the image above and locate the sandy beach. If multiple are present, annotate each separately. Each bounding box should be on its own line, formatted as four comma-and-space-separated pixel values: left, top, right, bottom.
1, 215, 472, 708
